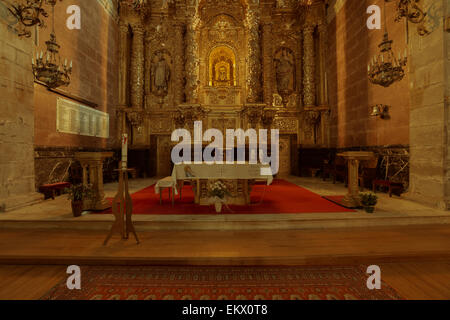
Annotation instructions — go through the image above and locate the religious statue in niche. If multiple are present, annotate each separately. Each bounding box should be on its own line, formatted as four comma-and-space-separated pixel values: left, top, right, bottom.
274, 48, 295, 106
151, 50, 171, 104
209, 46, 236, 87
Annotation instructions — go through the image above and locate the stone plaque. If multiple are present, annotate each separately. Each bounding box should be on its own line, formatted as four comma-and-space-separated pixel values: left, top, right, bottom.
56, 98, 109, 138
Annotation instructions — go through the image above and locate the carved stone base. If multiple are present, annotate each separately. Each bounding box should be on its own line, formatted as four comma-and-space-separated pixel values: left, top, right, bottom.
0, 192, 44, 212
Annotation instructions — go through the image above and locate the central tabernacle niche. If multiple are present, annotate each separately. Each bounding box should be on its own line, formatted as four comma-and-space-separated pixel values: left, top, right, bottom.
209, 46, 236, 87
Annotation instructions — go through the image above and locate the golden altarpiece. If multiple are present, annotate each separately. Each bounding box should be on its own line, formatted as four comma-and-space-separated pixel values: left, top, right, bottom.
116, 0, 330, 177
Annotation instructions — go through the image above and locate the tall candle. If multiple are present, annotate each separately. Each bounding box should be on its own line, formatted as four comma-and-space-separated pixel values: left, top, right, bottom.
122, 133, 128, 169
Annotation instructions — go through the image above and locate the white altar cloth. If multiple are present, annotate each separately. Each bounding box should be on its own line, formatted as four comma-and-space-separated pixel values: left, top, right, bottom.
155, 163, 273, 195
172, 163, 273, 183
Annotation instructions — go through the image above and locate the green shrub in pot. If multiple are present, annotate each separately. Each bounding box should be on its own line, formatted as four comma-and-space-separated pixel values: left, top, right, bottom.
359, 192, 378, 213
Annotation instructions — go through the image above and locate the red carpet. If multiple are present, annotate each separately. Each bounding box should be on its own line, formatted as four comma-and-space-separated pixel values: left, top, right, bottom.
41, 265, 402, 300
97, 180, 355, 215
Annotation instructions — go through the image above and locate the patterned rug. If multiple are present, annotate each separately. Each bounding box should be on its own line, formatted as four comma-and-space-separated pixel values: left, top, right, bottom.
42, 265, 402, 300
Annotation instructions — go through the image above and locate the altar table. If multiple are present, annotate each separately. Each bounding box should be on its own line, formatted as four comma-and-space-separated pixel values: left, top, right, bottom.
167, 163, 273, 205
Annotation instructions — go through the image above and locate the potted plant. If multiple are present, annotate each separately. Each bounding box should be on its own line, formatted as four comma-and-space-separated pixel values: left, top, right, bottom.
65, 184, 93, 217
359, 192, 378, 213
208, 180, 231, 213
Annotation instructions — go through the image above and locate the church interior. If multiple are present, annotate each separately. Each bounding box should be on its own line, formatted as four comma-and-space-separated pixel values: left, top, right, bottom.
1, 0, 450, 301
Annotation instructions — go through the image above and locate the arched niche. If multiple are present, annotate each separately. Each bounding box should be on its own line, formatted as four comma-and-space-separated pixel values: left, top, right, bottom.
208, 46, 237, 87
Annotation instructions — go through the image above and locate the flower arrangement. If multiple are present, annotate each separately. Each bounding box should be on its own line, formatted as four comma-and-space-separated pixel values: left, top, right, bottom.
208, 180, 230, 200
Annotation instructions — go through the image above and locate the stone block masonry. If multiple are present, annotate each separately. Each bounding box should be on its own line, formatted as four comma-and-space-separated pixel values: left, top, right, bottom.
0, 18, 42, 211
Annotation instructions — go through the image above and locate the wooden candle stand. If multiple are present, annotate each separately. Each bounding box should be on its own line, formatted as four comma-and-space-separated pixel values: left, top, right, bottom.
103, 167, 139, 246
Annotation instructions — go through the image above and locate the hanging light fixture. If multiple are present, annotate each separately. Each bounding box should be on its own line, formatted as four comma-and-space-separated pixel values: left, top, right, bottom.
6, 0, 61, 37
385, 0, 426, 24
368, 2, 407, 88
32, 1, 72, 89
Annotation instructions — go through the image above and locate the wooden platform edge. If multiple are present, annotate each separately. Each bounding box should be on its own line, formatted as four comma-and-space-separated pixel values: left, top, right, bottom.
1, 252, 450, 266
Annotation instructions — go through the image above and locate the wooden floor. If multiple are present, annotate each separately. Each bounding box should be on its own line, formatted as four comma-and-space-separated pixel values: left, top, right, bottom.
0, 262, 449, 300
0, 225, 450, 299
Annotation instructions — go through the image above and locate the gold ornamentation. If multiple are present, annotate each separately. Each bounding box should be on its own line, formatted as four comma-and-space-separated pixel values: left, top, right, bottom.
303, 24, 315, 107
273, 118, 298, 133
130, 24, 145, 109
245, 6, 262, 103
173, 23, 185, 105
127, 110, 145, 130
185, 12, 201, 103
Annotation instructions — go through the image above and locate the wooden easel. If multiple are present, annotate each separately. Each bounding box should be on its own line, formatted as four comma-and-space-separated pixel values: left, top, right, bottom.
103, 165, 139, 246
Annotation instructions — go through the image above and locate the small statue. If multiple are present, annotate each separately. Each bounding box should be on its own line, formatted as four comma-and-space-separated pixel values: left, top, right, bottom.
151, 51, 171, 96
275, 49, 294, 92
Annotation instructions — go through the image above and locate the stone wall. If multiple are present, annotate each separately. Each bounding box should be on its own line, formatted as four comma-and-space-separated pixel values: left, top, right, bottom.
327, 0, 410, 148
408, 0, 450, 209
0, 4, 42, 211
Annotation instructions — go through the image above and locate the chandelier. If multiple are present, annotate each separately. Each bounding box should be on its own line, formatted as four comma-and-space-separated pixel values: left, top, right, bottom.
32, 2, 72, 89
368, 1, 407, 88
368, 33, 407, 87
385, 0, 426, 24
6, 0, 61, 37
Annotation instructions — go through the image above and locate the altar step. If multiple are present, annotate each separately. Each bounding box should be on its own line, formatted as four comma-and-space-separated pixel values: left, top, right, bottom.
1, 212, 449, 231
1, 226, 450, 266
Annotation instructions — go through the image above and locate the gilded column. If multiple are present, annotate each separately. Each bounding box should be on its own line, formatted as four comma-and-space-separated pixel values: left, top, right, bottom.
246, 6, 262, 104
173, 23, 185, 106
261, 21, 273, 106
118, 21, 129, 107
296, 30, 303, 107
318, 22, 327, 106
303, 24, 315, 107
144, 33, 152, 109
185, 13, 199, 104
130, 24, 145, 109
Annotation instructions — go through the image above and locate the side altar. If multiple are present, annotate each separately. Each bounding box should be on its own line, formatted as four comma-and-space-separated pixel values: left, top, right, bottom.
169, 163, 273, 206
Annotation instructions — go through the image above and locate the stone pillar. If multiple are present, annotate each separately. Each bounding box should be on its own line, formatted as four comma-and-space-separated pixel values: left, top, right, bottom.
318, 22, 327, 106
261, 21, 273, 106
0, 21, 43, 212
303, 24, 316, 107
118, 21, 129, 107
173, 23, 185, 105
407, 0, 450, 209
185, 13, 199, 104
246, 6, 262, 103
130, 24, 145, 109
